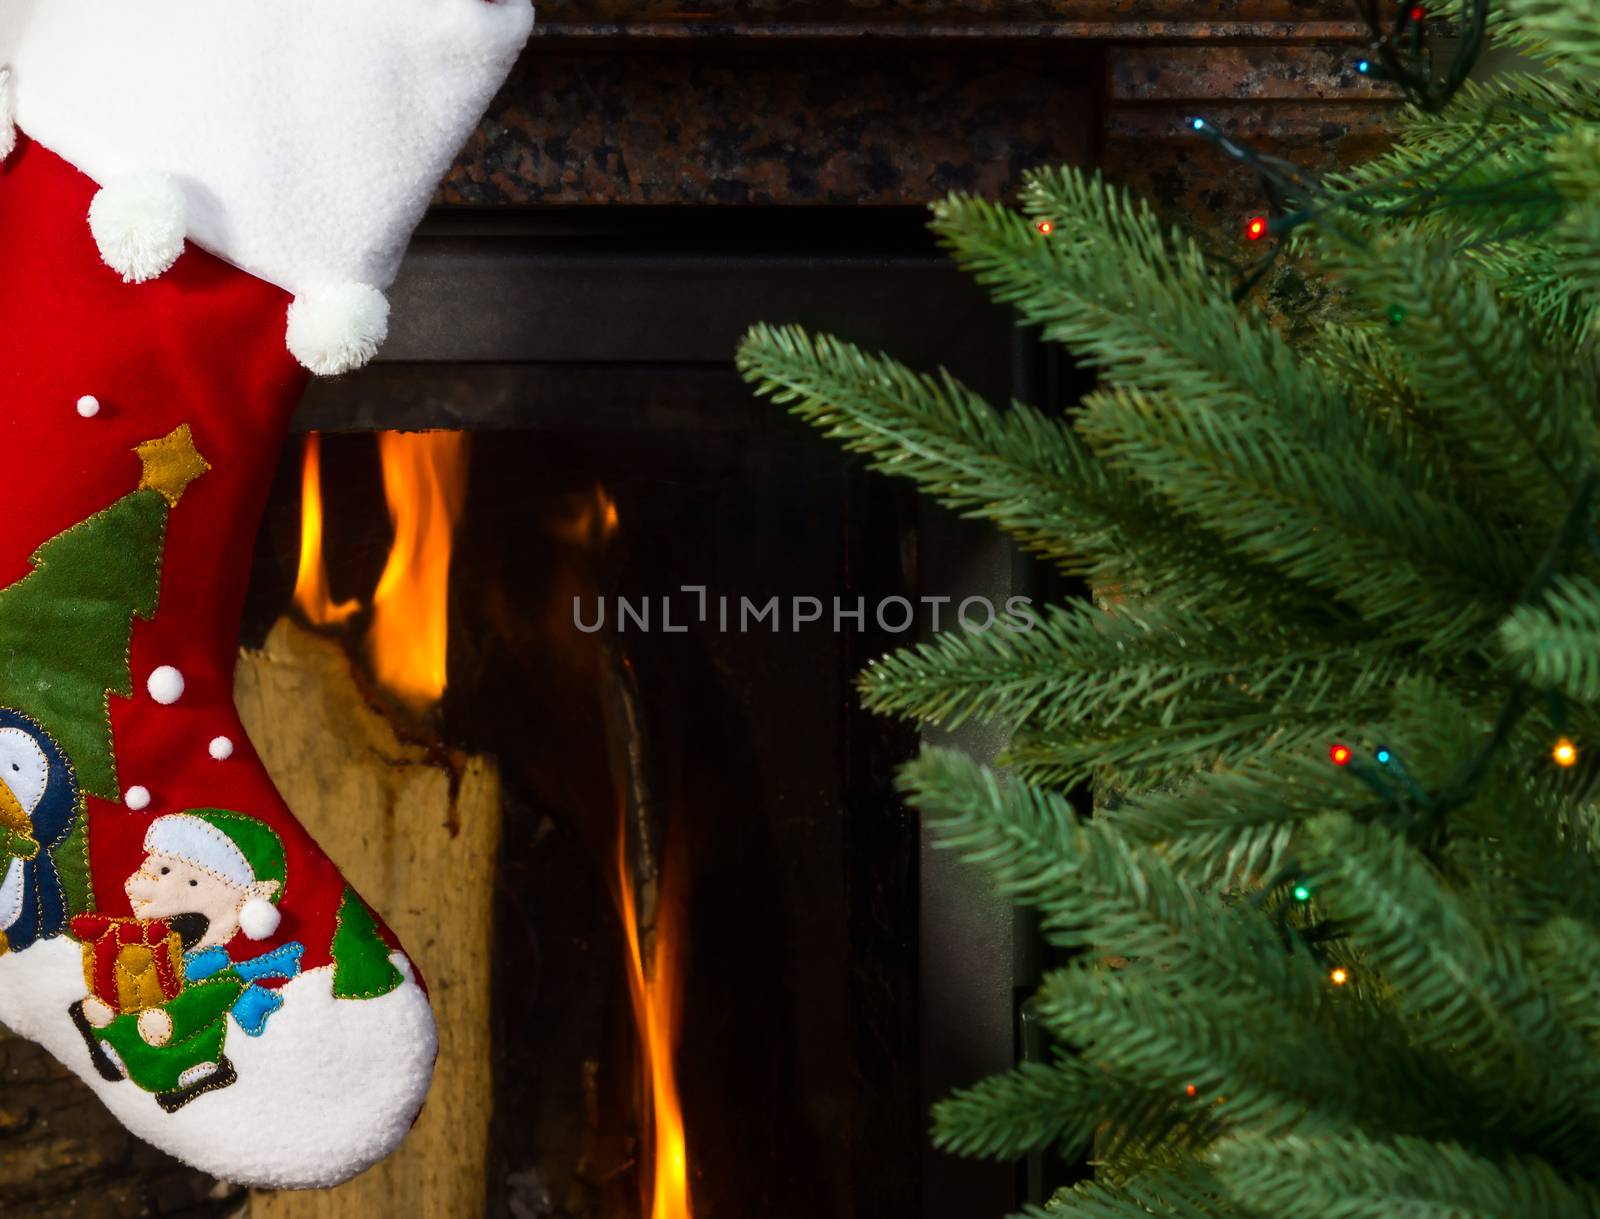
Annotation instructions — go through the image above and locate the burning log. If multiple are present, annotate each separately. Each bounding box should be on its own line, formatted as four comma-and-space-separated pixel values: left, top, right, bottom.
602, 641, 663, 968
236, 618, 500, 1217
244, 430, 494, 1214
555, 484, 693, 1218
596, 618, 692, 1218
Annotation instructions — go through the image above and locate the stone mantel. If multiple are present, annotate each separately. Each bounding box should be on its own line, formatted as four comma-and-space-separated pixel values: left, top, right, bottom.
527, 0, 1369, 40
440, 0, 1397, 235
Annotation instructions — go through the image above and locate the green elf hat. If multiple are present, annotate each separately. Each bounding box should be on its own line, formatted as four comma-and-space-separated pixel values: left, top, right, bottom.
143, 810, 288, 941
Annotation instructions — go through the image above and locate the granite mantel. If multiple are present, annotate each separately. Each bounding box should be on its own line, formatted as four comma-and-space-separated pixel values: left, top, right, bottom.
441, 0, 1399, 229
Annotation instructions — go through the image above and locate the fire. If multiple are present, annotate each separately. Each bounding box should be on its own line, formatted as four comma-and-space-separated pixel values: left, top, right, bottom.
550, 484, 621, 549
293, 430, 469, 710
292, 433, 359, 628
616, 821, 693, 1219
367, 431, 470, 711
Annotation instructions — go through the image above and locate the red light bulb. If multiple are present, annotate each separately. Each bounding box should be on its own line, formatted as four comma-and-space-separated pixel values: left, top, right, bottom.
1330, 743, 1352, 767
1245, 216, 1268, 241
1410, 5, 1425, 20
1036, 220, 1055, 236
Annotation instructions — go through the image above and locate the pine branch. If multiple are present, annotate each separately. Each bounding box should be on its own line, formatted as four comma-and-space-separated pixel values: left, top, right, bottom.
1298, 813, 1600, 1165
1004, 715, 1359, 793
1212, 1133, 1600, 1219
1320, 234, 1595, 527
1307, 323, 1537, 525
932, 1051, 1207, 1162
1504, 0, 1600, 73
858, 600, 1408, 738
1501, 575, 1600, 701
733, 323, 1129, 578
1033, 965, 1372, 1142
1527, 916, 1600, 1053
1075, 383, 1526, 644
899, 747, 1311, 999
1310, 72, 1572, 257
1102, 753, 1362, 885
932, 169, 1338, 431
736, 323, 1339, 620
1042, 1166, 1243, 1219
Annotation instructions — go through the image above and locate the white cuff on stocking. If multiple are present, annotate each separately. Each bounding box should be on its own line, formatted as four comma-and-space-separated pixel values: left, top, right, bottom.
0, 0, 534, 372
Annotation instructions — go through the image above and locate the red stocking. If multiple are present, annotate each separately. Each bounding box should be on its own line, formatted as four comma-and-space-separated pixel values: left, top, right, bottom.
0, 1, 532, 1188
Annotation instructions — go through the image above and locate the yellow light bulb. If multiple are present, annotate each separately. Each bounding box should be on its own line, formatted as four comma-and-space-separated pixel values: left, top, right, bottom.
1330, 967, 1349, 986
1554, 738, 1579, 768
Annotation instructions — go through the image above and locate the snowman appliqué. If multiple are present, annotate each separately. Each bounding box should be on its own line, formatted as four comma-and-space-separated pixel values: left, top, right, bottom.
0, 707, 80, 954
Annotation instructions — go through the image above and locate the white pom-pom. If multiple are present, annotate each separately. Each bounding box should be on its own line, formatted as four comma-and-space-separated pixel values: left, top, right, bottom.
124, 785, 151, 811
208, 735, 234, 761
239, 896, 281, 941
0, 68, 15, 164
76, 395, 101, 418
285, 283, 390, 376
88, 173, 187, 284
146, 665, 185, 705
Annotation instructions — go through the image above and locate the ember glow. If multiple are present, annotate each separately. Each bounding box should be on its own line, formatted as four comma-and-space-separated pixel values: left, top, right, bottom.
551, 483, 621, 549
368, 430, 470, 711
616, 818, 693, 1219
292, 432, 359, 628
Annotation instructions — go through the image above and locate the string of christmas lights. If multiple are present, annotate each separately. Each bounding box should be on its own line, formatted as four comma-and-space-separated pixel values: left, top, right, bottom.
1037, 2, 1588, 1003
1266, 471, 1600, 991
1165, 1, 1559, 300
1352, 0, 1488, 113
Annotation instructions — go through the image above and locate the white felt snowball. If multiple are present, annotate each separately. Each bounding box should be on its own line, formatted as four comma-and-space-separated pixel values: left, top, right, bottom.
146, 665, 185, 705
285, 282, 390, 376
124, 785, 151, 811
0, 68, 15, 164
208, 735, 235, 761
240, 897, 281, 941
88, 172, 187, 284
75, 395, 101, 418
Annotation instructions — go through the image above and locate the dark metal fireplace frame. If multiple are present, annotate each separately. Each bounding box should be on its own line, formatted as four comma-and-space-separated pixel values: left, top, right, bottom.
292, 207, 1076, 1217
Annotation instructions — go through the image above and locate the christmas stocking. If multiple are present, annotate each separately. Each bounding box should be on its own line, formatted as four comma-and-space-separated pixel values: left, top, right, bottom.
0, 0, 532, 1189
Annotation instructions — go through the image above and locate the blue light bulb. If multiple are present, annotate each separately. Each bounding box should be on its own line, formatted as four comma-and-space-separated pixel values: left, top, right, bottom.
1358, 59, 1371, 73
1191, 117, 1206, 131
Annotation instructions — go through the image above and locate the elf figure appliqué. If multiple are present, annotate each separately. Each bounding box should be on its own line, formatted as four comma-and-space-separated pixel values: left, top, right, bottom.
70, 812, 305, 1113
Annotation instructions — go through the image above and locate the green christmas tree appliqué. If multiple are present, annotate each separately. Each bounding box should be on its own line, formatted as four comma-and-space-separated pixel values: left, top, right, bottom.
0, 426, 208, 914
331, 886, 404, 1000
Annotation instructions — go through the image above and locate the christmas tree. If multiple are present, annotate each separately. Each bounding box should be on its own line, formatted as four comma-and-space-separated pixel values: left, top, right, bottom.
331, 886, 404, 1000
740, 3, 1600, 1213
0, 425, 207, 914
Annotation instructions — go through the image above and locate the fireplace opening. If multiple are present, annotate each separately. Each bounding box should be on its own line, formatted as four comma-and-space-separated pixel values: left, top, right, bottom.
239, 209, 1082, 1218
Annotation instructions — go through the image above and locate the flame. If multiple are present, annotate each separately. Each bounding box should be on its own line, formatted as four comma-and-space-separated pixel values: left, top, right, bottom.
367, 431, 470, 711
293, 433, 360, 628
550, 484, 621, 549
616, 821, 693, 1219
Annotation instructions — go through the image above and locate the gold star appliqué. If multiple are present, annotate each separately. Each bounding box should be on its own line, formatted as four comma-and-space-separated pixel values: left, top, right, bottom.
135, 424, 211, 507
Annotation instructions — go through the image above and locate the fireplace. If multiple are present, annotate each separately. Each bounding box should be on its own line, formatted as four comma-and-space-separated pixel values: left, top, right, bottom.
232, 208, 1077, 1218
0, 8, 1393, 1214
